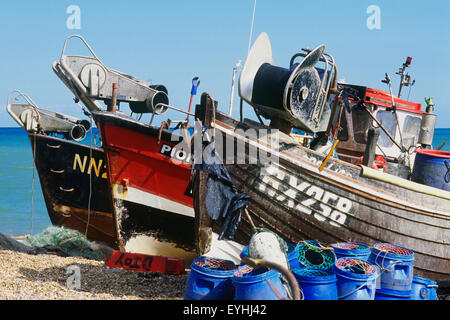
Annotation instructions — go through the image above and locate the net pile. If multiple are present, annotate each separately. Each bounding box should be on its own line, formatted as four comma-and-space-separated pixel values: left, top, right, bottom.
295, 240, 336, 270
234, 265, 255, 277
293, 268, 333, 277
335, 258, 376, 275
373, 244, 413, 256
333, 243, 367, 250
27, 226, 103, 260
194, 257, 236, 271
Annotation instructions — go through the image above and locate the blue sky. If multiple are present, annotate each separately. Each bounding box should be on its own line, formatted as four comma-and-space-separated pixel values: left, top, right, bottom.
0, 0, 449, 127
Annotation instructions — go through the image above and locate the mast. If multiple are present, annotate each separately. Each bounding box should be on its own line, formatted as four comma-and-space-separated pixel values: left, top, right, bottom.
228, 60, 241, 116
396, 56, 414, 99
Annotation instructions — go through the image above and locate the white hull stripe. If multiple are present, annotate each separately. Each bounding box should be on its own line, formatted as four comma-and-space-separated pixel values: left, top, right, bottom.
112, 184, 195, 218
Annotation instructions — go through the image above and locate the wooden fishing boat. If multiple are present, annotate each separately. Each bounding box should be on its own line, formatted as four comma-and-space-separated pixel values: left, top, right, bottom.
7, 90, 116, 248
52, 35, 198, 261
29, 133, 116, 248
191, 33, 450, 281
93, 110, 196, 261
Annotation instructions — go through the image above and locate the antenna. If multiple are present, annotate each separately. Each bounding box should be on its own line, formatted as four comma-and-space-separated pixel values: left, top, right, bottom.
247, 0, 257, 54
406, 79, 416, 101
228, 60, 242, 116
395, 56, 414, 98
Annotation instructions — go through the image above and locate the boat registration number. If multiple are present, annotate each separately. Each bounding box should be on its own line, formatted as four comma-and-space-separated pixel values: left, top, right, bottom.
256, 166, 355, 227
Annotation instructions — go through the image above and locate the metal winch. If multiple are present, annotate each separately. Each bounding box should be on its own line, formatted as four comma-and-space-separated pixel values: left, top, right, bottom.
52, 35, 169, 114
7, 90, 91, 141
239, 32, 337, 133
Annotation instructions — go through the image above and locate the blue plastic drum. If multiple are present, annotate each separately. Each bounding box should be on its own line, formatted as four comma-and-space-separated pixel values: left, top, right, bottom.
411, 148, 450, 191
232, 265, 288, 300
184, 256, 237, 300
331, 242, 371, 261
368, 243, 414, 294
293, 268, 338, 300
375, 288, 412, 300
411, 276, 438, 300
332, 258, 377, 300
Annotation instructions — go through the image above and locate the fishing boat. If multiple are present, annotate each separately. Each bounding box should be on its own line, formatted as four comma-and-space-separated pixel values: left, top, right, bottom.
92, 111, 196, 260
191, 32, 450, 281
6, 91, 117, 248
53, 35, 197, 261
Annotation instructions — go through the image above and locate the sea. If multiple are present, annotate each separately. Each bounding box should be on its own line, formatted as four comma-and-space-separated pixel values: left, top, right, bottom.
0, 127, 450, 237
0, 127, 102, 237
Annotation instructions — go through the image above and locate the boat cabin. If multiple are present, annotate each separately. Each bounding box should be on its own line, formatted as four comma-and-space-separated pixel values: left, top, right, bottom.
332, 85, 424, 167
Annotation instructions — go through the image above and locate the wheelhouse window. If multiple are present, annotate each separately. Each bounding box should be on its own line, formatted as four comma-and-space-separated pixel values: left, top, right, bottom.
402, 115, 421, 149
352, 108, 371, 144
336, 112, 349, 141
376, 110, 397, 148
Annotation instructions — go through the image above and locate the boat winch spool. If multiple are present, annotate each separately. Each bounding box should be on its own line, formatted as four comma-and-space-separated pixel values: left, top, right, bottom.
6, 90, 91, 142
238, 32, 337, 133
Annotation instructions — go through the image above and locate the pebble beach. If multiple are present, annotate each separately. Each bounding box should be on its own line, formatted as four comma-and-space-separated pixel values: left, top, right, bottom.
0, 250, 188, 300
1, 249, 448, 301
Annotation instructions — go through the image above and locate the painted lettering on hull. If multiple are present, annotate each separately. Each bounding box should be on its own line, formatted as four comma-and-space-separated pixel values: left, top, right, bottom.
73, 154, 108, 179
159, 144, 191, 164
256, 165, 354, 227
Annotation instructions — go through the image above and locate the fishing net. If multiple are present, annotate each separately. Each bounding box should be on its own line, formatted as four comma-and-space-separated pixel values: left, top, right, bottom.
295, 240, 336, 270
332, 243, 368, 251
335, 258, 376, 275
373, 243, 413, 256
293, 268, 333, 277
234, 265, 255, 277
194, 257, 236, 271
27, 226, 103, 260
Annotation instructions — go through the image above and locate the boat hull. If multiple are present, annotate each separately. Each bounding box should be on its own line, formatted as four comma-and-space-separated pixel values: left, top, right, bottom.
193, 95, 450, 281
93, 112, 196, 262
29, 133, 117, 248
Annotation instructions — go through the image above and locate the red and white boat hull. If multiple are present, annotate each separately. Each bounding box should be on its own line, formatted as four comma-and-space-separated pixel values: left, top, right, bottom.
94, 111, 196, 262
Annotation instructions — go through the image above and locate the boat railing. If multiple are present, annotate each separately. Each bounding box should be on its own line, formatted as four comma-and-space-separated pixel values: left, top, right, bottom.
6, 90, 91, 141
60, 34, 101, 62
57, 35, 104, 112
150, 102, 197, 139
6, 90, 41, 128
289, 48, 337, 127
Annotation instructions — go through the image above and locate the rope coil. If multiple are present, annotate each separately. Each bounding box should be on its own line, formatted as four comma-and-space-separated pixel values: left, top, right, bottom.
335, 258, 376, 275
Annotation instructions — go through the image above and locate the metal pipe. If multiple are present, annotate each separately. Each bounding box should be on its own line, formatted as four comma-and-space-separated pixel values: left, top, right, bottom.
109, 83, 118, 112
241, 257, 301, 300
60, 34, 101, 61
362, 127, 380, 167
154, 103, 196, 117
228, 60, 241, 116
